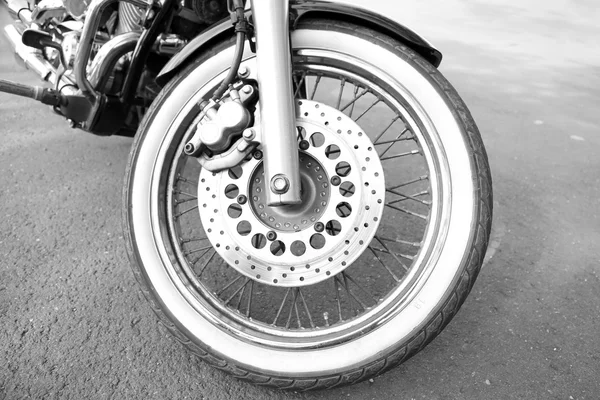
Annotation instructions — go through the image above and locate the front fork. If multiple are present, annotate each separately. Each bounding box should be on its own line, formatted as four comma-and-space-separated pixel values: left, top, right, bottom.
250, 0, 301, 206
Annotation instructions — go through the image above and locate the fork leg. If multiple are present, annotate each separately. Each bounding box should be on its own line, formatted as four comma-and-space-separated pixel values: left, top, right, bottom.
250, 0, 301, 206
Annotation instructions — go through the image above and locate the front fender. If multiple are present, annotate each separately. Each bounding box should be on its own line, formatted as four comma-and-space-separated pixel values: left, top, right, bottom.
156, 0, 442, 86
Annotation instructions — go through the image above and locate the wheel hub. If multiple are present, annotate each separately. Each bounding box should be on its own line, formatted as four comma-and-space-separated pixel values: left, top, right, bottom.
198, 100, 386, 287
249, 152, 330, 232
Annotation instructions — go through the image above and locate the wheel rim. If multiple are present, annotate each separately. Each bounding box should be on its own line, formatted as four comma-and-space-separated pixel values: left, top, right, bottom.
157, 49, 448, 349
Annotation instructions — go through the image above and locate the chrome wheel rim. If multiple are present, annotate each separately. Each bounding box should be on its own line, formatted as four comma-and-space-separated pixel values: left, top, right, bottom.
158, 49, 448, 349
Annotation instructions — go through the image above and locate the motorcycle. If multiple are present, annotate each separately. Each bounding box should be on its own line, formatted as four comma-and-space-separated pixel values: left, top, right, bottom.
0, 0, 492, 390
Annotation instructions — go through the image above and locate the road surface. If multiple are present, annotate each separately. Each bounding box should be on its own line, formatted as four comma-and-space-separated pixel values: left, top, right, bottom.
1, 1, 599, 399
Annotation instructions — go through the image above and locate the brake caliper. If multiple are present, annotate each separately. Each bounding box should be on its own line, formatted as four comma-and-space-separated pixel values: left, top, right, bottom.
184, 82, 260, 172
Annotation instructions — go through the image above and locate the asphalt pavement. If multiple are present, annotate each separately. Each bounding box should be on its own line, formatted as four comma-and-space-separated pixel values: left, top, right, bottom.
1, 1, 599, 399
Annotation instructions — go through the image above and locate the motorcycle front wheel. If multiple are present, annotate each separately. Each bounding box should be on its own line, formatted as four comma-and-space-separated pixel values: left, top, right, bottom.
124, 19, 492, 390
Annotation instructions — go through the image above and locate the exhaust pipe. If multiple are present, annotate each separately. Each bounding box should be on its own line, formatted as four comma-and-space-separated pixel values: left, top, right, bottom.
6, 0, 32, 25
2, 22, 76, 93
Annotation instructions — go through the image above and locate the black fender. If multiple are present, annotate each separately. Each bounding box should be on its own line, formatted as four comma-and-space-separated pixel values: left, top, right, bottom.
156, 0, 442, 87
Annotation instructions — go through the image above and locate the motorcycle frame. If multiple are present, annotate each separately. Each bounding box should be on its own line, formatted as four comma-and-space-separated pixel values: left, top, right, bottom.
2, 0, 443, 138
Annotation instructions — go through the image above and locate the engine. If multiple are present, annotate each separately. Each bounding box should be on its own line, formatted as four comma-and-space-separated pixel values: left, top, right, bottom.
62, 0, 91, 19
60, 0, 228, 30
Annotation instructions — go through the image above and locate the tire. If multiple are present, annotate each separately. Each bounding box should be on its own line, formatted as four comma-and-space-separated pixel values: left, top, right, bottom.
123, 19, 492, 390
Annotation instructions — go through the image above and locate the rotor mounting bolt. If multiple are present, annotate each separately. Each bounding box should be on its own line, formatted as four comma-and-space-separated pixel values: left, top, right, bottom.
271, 175, 290, 194
331, 176, 341, 186
243, 128, 256, 141
299, 140, 310, 151
238, 65, 249, 78
253, 150, 263, 160
237, 195, 247, 205
314, 222, 325, 233
266, 231, 277, 241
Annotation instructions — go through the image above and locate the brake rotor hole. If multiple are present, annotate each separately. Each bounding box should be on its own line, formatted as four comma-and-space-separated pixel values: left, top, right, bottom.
270, 241, 286, 256
251, 233, 267, 249
325, 220, 342, 236
336, 162, 351, 177
237, 221, 252, 236
228, 165, 243, 180
227, 204, 243, 218
310, 234, 326, 249
291, 241, 307, 256
325, 145, 341, 160
336, 202, 352, 218
224, 184, 239, 199
310, 132, 325, 147
339, 182, 355, 197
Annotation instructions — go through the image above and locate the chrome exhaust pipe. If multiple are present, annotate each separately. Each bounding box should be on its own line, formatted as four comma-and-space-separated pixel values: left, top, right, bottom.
2, 23, 76, 90
7, 0, 32, 25
4, 24, 52, 81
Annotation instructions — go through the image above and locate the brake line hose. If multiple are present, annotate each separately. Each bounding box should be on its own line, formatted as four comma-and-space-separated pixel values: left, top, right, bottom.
211, 0, 248, 101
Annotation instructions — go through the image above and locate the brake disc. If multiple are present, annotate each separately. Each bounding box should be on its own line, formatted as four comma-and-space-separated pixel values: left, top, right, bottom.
198, 100, 385, 287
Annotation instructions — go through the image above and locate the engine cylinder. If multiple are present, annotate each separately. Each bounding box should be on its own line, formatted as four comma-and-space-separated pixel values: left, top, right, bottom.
117, 3, 143, 33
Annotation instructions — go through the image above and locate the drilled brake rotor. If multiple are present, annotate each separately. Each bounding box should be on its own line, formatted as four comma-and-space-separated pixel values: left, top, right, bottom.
198, 100, 385, 287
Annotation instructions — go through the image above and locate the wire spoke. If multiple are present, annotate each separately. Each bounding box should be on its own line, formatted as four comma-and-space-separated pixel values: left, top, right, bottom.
298, 289, 315, 328
377, 236, 421, 248
341, 86, 369, 115
372, 115, 401, 144
377, 128, 409, 158
335, 78, 346, 110
388, 175, 429, 191
245, 280, 254, 317
309, 75, 321, 100
176, 175, 197, 187
184, 245, 212, 256
386, 188, 431, 206
333, 277, 344, 322
336, 273, 368, 314
369, 246, 400, 282
370, 245, 415, 262
374, 237, 410, 271
174, 205, 198, 219
387, 190, 430, 206
224, 278, 251, 306
173, 190, 197, 199
354, 98, 381, 122
373, 137, 414, 146
343, 272, 378, 303
285, 288, 303, 329
273, 288, 292, 326
385, 203, 427, 220
293, 71, 307, 99
195, 249, 216, 277
179, 236, 208, 244
380, 150, 421, 162
217, 275, 244, 297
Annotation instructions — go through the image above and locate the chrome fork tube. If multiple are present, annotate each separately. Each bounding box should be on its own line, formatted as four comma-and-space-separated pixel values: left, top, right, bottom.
250, 0, 301, 206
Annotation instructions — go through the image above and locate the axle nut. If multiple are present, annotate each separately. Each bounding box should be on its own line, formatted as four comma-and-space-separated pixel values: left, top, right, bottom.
271, 175, 290, 194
